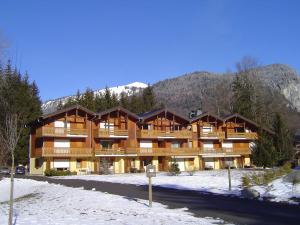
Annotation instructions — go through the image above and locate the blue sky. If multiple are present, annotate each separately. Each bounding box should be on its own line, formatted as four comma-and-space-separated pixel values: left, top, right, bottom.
1, 0, 299, 101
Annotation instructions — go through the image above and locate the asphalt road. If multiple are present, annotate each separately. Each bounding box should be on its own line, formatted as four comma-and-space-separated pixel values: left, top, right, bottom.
7, 175, 299, 225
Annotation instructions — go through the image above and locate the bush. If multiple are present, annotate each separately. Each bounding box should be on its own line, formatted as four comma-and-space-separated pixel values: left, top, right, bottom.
241, 162, 293, 187
242, 175, 251, 187
169, 163, 181, 176
45, 169, 76, 176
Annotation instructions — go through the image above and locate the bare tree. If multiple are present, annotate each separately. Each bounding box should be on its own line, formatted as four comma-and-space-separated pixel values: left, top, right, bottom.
0, 114, 24, 225
0, 76, 25, 225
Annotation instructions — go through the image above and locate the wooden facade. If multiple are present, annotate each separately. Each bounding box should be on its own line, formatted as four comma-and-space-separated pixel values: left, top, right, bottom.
29, 106, 271, 175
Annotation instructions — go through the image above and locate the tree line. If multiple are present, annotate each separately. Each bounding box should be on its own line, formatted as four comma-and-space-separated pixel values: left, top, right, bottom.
58, 85, 159, 114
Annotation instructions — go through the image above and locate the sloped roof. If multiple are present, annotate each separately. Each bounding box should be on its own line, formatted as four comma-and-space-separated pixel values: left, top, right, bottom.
190, 111, 223, 123
139, 107, 190, 123
223, 113, 274, 134
41, 105, 96, 119
98, 106, 139, 120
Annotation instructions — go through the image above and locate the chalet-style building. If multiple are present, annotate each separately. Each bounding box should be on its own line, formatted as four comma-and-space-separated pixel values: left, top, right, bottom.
29, 105, 272, 175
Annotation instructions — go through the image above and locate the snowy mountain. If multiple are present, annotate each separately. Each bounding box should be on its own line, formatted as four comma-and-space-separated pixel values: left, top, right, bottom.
42, 82, 148, 114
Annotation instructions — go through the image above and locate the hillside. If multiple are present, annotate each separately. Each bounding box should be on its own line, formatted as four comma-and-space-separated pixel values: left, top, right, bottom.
152, 64, 300, 131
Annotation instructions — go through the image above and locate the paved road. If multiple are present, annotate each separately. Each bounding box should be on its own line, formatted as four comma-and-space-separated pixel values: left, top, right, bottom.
10, 175, 299, 225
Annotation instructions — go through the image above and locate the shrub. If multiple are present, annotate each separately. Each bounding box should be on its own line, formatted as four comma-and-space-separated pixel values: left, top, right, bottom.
242, 175, 251, 187
169, 163, 181, 176
242, 163, 293, 187
45, 169, 76, 176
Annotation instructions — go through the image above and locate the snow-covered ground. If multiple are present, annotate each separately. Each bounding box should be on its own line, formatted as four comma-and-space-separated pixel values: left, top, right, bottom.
252, 177, 300, 204
0, 178, 228, 225
59, 170, 250, 196
58, 169, 300, 204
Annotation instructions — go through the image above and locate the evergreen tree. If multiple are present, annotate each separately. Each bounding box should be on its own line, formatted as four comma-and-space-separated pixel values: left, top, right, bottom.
142, 85, 155, 112
119, 92, 129, 109
111, 92, 119, 108
80, 88, 95, 111
0, 61, 42, 165
95, 93, 105, 112
272, 113, 294, 164
103, 87, 112, 109
232, 72, 256, 120
252, 129, 276, 168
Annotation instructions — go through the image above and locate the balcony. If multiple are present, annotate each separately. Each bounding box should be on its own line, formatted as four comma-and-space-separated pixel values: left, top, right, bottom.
39, 147, 92, 157
200, 147, 251, 155
127, 147, 200, 156
137, 130, 192, 139
226, 132, 257, 139
199, 131, 225, 139
36, 127, 88, 137
94, 129, 129, 138
94, 147, 126, 156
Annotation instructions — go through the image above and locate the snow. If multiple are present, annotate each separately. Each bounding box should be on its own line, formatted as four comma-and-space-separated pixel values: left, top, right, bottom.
252, 177, 300, 204
42, 82, 148, 113
58, 170, 252, 196
58, 170, 300, 204
0, 178, 227, 225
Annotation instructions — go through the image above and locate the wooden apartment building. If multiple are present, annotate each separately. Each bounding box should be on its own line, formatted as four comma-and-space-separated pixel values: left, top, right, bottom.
29, 105, 272, 175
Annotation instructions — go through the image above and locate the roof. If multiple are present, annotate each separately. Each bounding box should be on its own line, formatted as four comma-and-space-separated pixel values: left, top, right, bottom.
27, 105, 96, 127
41, 105, 96, 119
190, 112, 223, 123
139, 107, 190, 123
97, 106, 139, 120
223, 113, 274, 134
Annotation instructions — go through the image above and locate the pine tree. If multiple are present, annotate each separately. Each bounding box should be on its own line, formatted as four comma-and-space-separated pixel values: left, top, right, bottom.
0, 61, 42, 165
95, 93, 105, 112
142, 85, 155, 112
272, 113, 294, 165
232, 72, 256, 120
103, 87, 112, 109
252, 129, 276, 168
81, 88, 95, 111
119, 92, 129, 109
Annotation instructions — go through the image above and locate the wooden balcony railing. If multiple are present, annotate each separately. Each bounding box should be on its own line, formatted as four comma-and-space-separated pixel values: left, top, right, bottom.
200, 147, 251, 155
41, 147, 92, 157
93, 129, 129, 138
94, 147, 126, 155
137, 130, 192, 139
199, 131, 225, 139
226, 132, 257, 139
36, 127, 87, 137
126, 147, 200, 156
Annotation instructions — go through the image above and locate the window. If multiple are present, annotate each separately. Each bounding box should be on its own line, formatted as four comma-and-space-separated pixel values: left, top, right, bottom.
100, 141, 113, 149
35, 158, 44, 168
202, 126, 213, 133
76, 159, 82, 168
171, 141, 180, 148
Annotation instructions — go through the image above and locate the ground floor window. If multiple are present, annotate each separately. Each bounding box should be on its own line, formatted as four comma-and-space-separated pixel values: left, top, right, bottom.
53, 159, 70, 170
76, 159, 82, 168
